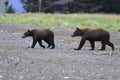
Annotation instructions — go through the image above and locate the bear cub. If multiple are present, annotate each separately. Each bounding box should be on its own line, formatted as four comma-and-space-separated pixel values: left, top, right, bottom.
22, 28, 55, 49
71, 27, 114, 51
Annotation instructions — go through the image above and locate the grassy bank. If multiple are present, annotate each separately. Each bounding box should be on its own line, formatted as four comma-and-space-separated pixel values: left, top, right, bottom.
0, 13, 120, 30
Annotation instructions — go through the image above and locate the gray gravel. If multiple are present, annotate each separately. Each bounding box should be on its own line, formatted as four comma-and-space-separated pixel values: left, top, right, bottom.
0, 23, 120, 80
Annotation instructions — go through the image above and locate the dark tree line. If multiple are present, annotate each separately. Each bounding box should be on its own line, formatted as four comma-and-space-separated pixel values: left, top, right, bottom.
21, 0, 40, 12
5, 1, 15, 13
20, 0, 56, 12
67, 0, 120, 13
20, 0, 120, 14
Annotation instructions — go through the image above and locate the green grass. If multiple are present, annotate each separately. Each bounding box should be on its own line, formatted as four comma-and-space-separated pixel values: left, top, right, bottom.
0, 13, 120, 30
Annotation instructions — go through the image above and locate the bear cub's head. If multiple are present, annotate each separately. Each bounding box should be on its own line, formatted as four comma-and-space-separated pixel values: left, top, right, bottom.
71, 27, 84, 37
22, 29, 32, 38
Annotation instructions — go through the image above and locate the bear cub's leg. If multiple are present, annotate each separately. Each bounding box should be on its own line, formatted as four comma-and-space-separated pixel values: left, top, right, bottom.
51, 42, 55, 49
31, 39, 37, 48
99, 41, 106, 50
89, 40, 95, 50
38, 40, 45, 48
106, 41, 114, 51
44, 39, 55, 49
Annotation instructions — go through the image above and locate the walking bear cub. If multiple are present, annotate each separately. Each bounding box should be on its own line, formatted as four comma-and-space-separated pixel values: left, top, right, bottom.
22, 28, 55, 49
71, 27, 114, 51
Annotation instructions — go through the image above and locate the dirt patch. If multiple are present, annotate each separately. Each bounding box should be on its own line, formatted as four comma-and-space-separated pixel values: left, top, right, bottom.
0, 23, 120, 80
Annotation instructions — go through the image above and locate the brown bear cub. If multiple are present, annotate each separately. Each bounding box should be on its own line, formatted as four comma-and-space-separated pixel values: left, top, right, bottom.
22, 29, 55, 49
71, 27, 114, 51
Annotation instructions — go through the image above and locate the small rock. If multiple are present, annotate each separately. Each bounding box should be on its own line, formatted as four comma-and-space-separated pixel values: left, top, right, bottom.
63, 76, 70, 79
0, 75, 3, 79
15, 62, 19, 66
31, 62, 34, 64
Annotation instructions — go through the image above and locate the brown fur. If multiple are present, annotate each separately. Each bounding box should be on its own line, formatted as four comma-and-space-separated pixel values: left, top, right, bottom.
22, 29, 55, 49
71, 27, 114, 50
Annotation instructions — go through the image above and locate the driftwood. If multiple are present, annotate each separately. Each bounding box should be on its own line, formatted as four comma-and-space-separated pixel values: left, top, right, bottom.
96, 51, 113, 55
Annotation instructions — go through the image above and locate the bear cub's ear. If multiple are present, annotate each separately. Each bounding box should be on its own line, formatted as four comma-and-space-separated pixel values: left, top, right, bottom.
27, 29, 30, 32
76, 27, 80, 31
25, 29, 30, 32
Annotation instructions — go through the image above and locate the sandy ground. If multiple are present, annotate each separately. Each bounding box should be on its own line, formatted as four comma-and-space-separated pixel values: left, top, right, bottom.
0, 23, 120, 80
